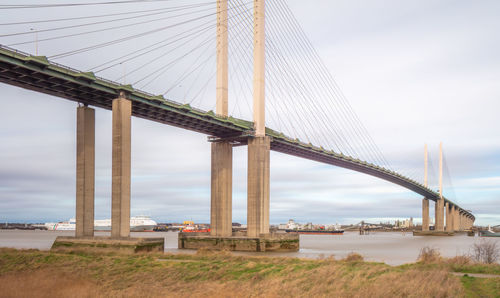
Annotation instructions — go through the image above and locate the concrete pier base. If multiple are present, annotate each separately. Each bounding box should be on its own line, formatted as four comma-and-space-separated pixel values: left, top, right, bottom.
413, 231, 455, 236
178, 232, 299, 252
51, 236, 164, 254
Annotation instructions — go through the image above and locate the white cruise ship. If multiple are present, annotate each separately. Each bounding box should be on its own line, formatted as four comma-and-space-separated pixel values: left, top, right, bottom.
45, 216, 157, 231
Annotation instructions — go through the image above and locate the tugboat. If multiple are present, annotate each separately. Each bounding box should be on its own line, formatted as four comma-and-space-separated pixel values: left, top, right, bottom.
181, 221, 210, 233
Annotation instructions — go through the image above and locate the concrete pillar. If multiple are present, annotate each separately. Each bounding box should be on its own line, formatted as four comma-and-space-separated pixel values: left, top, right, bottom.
76, 106, 95, 238
111, 96, 131, 238
247, 136, 270, 237
435, 199, 444, 231
453, 206, 460, 231
210, 142, 232, 237
422, 198, 429, 231
445, 202, 453, 232
435, 142, 444, 231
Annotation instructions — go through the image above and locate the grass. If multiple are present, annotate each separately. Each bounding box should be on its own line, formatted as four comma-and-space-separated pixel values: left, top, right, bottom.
461, 275, 500, 298
0, 248, 498, 297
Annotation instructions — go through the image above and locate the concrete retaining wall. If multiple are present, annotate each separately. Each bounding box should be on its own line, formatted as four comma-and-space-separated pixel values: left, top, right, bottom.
178, 232, 299, 252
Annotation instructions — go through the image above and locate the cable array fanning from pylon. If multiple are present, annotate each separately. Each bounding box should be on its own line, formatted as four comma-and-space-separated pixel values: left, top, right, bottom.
0, 0, 434, 186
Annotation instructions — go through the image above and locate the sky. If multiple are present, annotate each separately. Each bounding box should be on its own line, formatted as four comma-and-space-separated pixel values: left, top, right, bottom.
0, 0, 499, 226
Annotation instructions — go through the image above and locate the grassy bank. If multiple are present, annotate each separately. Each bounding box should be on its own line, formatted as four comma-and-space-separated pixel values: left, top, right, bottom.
0, 248, 498, 297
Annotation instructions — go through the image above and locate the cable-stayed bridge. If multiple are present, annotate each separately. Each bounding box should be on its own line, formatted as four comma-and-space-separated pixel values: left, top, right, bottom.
0, 0, 474, 247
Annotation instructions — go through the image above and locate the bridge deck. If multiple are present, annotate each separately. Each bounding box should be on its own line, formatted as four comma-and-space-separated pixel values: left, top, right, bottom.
0, 45, 474, 220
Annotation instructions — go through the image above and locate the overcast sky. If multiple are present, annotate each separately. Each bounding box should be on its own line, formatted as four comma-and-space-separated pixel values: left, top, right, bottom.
0, 0, 499, 226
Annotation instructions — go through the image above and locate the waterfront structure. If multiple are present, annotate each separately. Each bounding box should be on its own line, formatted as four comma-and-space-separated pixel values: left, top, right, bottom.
418, 143, 473, 236
0, 0, 475, 249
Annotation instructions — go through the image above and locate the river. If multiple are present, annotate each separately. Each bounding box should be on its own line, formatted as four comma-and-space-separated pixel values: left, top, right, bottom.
1, 230, 498, 265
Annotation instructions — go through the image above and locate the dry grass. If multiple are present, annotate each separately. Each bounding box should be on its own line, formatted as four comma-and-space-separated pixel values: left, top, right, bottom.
344, 252, 364, 262
0, 248, 469, 297
417, 246, 442, 263
0, 269, 103, 298
446, 255, 472, 266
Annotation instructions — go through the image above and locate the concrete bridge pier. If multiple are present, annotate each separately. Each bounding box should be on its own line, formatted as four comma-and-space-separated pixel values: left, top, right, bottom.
111, 94, 132, 238
54, 98, 163, 253
468, 216, 474, 229
247, 136, 271, 237
453, 205, 459, 231
210, 142, 233, 237
445, 202, 453, 232
421, 198, 429, 231
75, 105, 95, 238
435, 198, 444, 231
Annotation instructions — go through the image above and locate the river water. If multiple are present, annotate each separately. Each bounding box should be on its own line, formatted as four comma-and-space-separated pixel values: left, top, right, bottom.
1, 230, 498, 265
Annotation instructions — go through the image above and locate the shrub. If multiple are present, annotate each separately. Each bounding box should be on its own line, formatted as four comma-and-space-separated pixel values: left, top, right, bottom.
471, 240, 499, 264
417, 246, 441, 263
344, 252, 363, 262
446, 255, 471, 266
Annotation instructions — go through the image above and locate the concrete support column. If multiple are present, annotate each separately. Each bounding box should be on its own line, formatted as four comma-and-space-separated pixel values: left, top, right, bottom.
111, 96, 131, 238
76, 106, 95, 238
445, 202, 453, 232
453, 206, 460, 231
422, 198, 429, 231
247, 136, 270, 237
435, 199, 444, 231
210, 142, 232, 237
459, 214, 464, 231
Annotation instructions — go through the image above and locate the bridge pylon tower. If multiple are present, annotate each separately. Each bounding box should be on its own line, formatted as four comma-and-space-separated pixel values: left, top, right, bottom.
247, 0, 271, 238
421, 144, 429, 231
210, 0, 233, 238
209, 0, 272, 239
434, 142, 445, 231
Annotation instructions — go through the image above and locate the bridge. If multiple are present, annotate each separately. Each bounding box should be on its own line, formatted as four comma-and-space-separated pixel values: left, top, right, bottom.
0, 0, 474, 246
